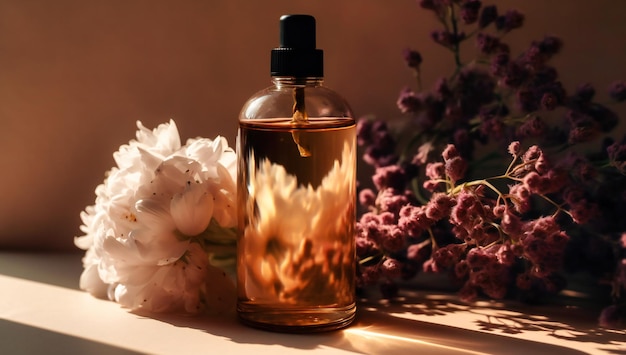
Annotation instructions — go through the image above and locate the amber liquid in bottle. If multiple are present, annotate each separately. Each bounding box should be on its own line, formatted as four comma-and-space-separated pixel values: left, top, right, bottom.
237, 117, 356, 332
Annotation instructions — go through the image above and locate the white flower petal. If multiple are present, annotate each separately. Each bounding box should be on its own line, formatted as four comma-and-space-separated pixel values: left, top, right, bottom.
170, 182, 214, 236
79, 263, 109, 299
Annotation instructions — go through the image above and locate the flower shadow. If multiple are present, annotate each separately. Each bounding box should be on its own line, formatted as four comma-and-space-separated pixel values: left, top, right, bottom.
358, 287, 626, 354
133, 308, 362, 353
132, 289, 624, 355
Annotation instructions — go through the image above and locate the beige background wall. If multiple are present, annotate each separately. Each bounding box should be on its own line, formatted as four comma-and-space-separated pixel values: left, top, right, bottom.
1, 0, 625, 251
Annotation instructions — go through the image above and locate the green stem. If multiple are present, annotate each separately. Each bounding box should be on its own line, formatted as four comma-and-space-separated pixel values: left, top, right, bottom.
427, 228, 438, 250
411, 178, 430, 205
449, 5, 463, 72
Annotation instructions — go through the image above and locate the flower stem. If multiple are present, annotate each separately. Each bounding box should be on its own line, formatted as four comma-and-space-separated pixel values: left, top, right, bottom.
449, 5, 463, 75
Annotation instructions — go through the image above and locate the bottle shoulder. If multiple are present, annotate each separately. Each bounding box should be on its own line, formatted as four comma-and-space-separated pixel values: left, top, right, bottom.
240, 84, 353, 121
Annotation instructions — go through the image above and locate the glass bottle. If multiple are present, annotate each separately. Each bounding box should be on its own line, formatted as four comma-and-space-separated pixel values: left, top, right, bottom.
236, 14, 356, 332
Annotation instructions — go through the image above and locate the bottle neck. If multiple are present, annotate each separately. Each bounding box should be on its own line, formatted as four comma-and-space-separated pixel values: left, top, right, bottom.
272, 76, 324, 88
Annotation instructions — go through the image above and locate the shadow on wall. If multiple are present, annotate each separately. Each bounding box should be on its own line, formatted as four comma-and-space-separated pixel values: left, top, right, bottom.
0, 0, 625, 250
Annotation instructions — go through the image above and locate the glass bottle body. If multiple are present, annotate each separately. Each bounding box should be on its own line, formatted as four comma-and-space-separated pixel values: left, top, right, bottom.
237, 78, 356, 332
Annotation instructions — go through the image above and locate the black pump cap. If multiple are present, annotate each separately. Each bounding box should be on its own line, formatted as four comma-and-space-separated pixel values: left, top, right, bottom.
270, 14, 323, 78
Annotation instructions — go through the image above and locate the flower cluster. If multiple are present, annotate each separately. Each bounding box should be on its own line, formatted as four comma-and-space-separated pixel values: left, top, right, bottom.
75, 120, 237, 314
356, 0, 626, 327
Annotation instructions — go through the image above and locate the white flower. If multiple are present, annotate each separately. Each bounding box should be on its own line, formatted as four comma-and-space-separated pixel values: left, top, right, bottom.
75, 120, 237, 314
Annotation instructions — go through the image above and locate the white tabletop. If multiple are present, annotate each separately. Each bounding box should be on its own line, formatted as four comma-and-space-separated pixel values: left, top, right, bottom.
0, 252, 624, 354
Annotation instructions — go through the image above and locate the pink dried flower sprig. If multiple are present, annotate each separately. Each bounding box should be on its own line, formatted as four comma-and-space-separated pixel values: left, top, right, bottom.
357, 141, 575, 301
356, 0, 626, 326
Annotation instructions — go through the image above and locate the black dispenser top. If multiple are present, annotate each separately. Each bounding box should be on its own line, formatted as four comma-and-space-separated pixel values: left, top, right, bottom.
270, 14, 324, 78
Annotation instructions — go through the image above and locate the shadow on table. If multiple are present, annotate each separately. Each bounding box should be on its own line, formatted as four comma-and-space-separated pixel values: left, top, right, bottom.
0, 319, 143, 355
136, 292, 610, 355
357, 289, 626, 355
0, 252, 82, 289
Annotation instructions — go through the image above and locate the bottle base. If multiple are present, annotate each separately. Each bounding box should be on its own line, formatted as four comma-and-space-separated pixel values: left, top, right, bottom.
237, 302, 356, 333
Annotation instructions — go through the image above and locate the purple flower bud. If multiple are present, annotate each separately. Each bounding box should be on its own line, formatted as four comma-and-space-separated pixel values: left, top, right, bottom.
501, 210, 523, 237
502, 62, 528, 88
422, 180, 440, 192
433, 77, 452, 100
547, 231, 570, 248
607, 137, 626, 174
442, 144, 460, 160
608, 80, 626, 102
372, 165, 406, 190
493, 204, 506, 217
479, 116, 505, 141
356, 119, 373, 146
450, 192, 487, 229
495, 9, 525, 33
445, 156, 468, 182
478, 5, 498, 28
356, 236, 378, 257
397, 87, 423, 114
455, 260, 470, 278
587, 104, 619, 132
359, 188, 376, 208
359, 211, 380, 225
568, 122, 599, 145
508, 141, 521, 156
490, 52, 510, 76
562, 185, 586, 205
406, 240, 432, 262
476, 32, 504, 55
496, 243, 516, 266
524, 216, 561, 240
466, 247, 494, 269
522, 145, 543, 163
379, 211, 396, 225
509, 184, 530, 213
522, 44, 543, 70
574, 83, 595, 103
399, 205, 433, 236
540, 92, 558, 111
460, 0, 482, 25
418, 0, 435, 9
363, 146, 399, 168
425, 161, 445, 180
402, 48, 422, 69
381, 225, 407, 252
522, 171, 547, 194
359, 215, 383, 243
376, 188, 410, 214
431, 30, 466, 49
381, 258, 403, 278
360, 266, 381, 285
533, 154, 557, 178
516, 116, 546, 138
539, 35, 563, 56
433, 244, 466, 268
425, 192, 455, 220
418, 0, 442, 10
422, 257, 440, 273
